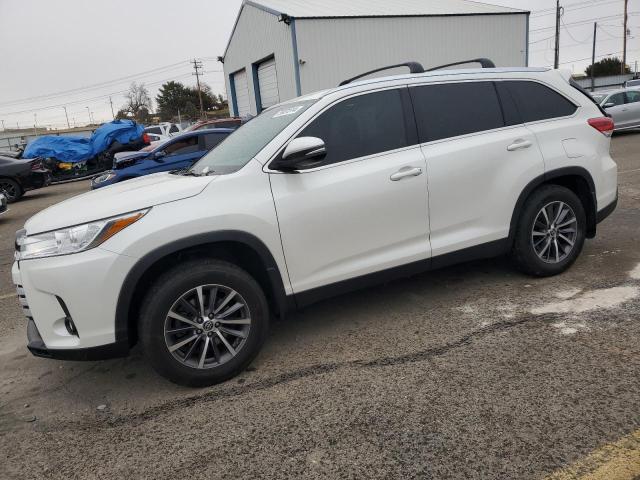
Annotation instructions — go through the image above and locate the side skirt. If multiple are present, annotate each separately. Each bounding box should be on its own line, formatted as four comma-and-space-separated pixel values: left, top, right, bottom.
294, 238, 510, 309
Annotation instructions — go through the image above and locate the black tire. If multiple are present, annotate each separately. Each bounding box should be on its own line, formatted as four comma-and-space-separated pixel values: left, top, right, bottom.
139, 259, 269, 387
511, 185, 586, 277
0, 178, 23, 203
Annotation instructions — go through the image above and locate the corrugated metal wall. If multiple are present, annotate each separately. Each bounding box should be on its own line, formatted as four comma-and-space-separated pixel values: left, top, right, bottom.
224, 7, 529, 113
223, 5, 296, 116
296, 15, 528, 94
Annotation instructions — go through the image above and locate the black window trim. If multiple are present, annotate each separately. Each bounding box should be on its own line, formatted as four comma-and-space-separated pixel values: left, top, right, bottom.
265, 85, 421, 173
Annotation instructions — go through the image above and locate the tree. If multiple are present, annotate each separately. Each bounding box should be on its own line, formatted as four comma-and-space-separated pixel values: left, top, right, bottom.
155, 81, 222, 121
120, 82, 153, 122
585, 57, 630, 77
156, 81, 191, 121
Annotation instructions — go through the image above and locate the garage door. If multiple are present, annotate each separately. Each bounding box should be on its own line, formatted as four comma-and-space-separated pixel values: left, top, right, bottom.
257, 58, 280, 110
233, 69, 250, 117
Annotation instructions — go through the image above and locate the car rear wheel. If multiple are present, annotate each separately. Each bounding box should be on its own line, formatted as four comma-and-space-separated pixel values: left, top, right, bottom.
0, 178, 22, 203
139, 259, 269, 387
511, 185, 586, 277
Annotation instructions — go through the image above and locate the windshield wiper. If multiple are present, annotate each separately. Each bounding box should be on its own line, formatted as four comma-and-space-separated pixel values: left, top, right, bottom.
170, 168, 202, 177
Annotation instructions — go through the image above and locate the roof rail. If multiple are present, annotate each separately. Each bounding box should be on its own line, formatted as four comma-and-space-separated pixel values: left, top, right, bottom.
426, 58, 496, 71
339, 62, 425, 86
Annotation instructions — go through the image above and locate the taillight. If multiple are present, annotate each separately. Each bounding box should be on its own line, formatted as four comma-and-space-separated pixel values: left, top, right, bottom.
588, 117, 614, 137
142, 133, 150, 144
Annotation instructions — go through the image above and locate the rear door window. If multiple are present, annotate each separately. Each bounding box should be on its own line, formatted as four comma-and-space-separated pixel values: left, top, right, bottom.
297, 88, 408, 166
504, 81, 577, 122
410, 81, 505, 142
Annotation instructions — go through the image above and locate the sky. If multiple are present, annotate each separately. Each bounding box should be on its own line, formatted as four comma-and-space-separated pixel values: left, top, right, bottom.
0, 0, 636, 130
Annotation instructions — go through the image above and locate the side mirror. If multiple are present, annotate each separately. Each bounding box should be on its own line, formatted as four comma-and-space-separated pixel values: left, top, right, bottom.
603, 102, 615, 109
272, 137, 326, 172
153, 150, 167, 162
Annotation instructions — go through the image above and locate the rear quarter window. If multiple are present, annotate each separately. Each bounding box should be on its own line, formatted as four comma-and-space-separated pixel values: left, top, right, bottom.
504, 81, 577, 123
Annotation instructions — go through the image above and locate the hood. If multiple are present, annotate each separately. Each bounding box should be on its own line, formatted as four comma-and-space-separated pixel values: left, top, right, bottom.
25, 172, 217, 234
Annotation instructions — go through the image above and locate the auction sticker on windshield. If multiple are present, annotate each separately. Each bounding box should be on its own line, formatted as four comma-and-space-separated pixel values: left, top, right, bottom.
272, 106, 305, 118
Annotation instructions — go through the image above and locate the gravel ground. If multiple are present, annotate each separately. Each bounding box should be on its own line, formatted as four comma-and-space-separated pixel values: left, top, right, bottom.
0, 133, 639, 479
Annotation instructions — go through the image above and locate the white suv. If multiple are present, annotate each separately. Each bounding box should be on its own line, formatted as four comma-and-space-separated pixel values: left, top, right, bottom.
13, 60, 618, 386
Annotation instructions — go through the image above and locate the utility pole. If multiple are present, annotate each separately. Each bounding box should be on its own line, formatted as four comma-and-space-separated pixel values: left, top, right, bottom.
1, 120, 4, 131
177, 108, 182, 124
86, 106, 91, 125
109, 97, 115, 120
192, 58, 205, 119
63, 106, 71, 129
554, 0, 562, 69
33, 113, 38, 136
623, 0, 629, 74
591, 22, 598, 91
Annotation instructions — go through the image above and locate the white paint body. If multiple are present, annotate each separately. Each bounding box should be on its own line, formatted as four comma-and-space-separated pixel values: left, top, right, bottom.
13, 67, 617, 353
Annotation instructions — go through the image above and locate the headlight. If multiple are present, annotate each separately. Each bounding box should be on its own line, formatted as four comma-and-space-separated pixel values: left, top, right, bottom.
15, 209, 148, 261
93, 171, 117, 184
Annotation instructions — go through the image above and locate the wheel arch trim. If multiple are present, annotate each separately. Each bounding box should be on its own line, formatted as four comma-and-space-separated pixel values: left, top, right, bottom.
114, 230, 290, 347
508, 166, 597, 243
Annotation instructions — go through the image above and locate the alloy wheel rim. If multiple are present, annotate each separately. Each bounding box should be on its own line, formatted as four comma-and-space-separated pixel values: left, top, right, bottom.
164, 284, 251, 369
0, 183, 16, 200
531, 201, 578, 264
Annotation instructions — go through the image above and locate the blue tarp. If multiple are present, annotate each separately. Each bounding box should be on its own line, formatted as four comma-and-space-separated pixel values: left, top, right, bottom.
23, 120, 144, 163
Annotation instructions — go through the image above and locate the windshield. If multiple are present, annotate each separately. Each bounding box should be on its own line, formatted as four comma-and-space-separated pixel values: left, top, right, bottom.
189, 100, 317, 175
591, 93, 607, 103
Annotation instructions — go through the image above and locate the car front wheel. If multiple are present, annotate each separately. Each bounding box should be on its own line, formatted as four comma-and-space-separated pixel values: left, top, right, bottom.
511, 185, 586, 277
139, 259, 269, 387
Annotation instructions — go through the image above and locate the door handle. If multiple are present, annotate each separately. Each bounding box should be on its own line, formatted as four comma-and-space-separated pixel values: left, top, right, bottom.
390, 167, 423, 181
507, 139, 533, 152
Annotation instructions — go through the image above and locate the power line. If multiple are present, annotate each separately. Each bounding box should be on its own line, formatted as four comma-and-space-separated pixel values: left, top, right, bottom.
530, 13, 635, 33
531, 0, 622, 18
561, 16, 593, 44
0, 61, 191, 108
541, 47, 640, 68
0, 71, 196, 117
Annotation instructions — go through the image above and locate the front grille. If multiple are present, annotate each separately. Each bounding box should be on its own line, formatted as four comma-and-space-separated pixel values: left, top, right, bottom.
16, 285, 33, 321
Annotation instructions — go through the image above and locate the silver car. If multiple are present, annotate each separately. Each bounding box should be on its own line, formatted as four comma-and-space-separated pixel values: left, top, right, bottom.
591, 88, 640, 131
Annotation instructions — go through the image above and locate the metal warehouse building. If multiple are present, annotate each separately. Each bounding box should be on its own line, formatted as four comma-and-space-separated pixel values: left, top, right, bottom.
221, 0, 530, 117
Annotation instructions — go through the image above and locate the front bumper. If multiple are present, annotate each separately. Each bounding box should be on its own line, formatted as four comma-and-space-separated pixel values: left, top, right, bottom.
26, 318, 128, 360
12, 247, 137, 360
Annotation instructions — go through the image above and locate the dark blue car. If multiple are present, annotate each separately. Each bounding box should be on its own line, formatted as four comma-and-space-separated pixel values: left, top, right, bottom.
91, 128, 233, 189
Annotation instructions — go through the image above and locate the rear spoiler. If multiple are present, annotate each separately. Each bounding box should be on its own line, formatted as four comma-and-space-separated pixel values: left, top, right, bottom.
568, 78, 610, 117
